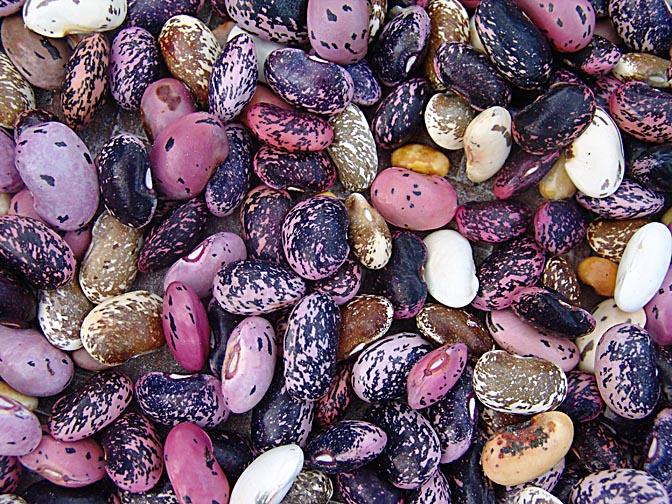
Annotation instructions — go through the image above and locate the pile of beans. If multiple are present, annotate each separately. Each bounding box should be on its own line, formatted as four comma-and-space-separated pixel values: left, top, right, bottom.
1, 0, 672, 502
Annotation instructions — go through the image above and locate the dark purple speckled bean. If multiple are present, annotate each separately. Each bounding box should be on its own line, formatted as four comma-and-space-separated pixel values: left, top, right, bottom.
570, 468, 669, 503
561, 35, 622, 77
512, 82, 596, 155
282, 195, 349, 281
101, 412, 163, 493
493, 147, 561, 199
352, 332, 432, 403
305, 420, 387, 474
284, 292, 340, 400
511, 286, 596, 338
251, 364, 314, 451
135, 372, 229, 428
644, 408, 672, 495
205, 124, 253, 218
264, 47, 353, 115
369, 6, 430, 87
364, 401, 441, 490
224, 0, 308, 44
137, 197, 208, 273
533, 199, 587, 254
630, 143, 672, 192
475, 0, 552, 90
471, 236, 546, 311
48, 370, 134, 442
371, 77, 431, 150
344, 59, 382, 107
608, 0, 672, 54
456, 200, 531, 243
433, 42, 511, 111
125, 0, 202, 35
95, 133, 157, 229
0, 215, 75, 289
371, 230, 428, 319
312, 259, 362, 306
254, 144, 337, 193
609, 81, 672, 143
575, 178, 665, 219
336, 463, 404, 504
240, 185, 293, 263
557, 370, 605, 423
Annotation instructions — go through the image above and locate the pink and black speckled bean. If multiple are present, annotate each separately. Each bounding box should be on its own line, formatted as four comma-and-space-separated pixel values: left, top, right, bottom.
370, 230, 428, 319
137, 197, 208, 273
609, 81, 672, 143
164, 423, 230, 504
407, 342, 468, 409
307, 0, 370, 65
534, 199, 587, 254
150, 112, 229, 200
344, 59, 382, 107
0, 129, 21, 193
109, 27, 159, 111
284, 292, 340, 400
644, 408, 672, 495
305, 420, 387, 474
561, 35, 622, 78
213, 259, 306, 315
48, 370, 134, 442
352, 332, 432, 403
0, 396, 40, 457
407, 470, 452, 504
61, 33, 109, 130
475, 0, 552, 90
135, 372, 228, 428
493, 147, 561, 199
511, 286, 595, 338
471, 236, 546, 311
282, 196, 349, 281
162, 282, 210, 372
101, 412, 163, 493
225, 0, 308, 44
208, 32, 258, 123
557, 370, 604, 423
96, 133, 157, 229
251, 363, 314, 451
0, 215, 75, 289
0, 269, 36, 328
575, 178, 665, 219
630, 144, 672, 192
264, 47, 354, 115
240, 185, 292, 263
315, 361, 353, 429
221, 315, 277, 414
595, 323, 660, 420
512, 82, 596, 154
456, 200, 531, 243
364, 401, 441, 489
336, 463, 405, 504
434, 42, 511, 111
423, 365, 476, 464
0, 455, 20, 494
371, 77, 432, 150
369, 6, 430, 87
570, 468, 669, 504
15, 121, 99, 232
205, 124, 252, 218
18, 431, 106, 488
608, 0, 672, 55
312, 259, 362, 305
247, 103, 334, 152
125, 0, 202, 35
254, 144, 337, 193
